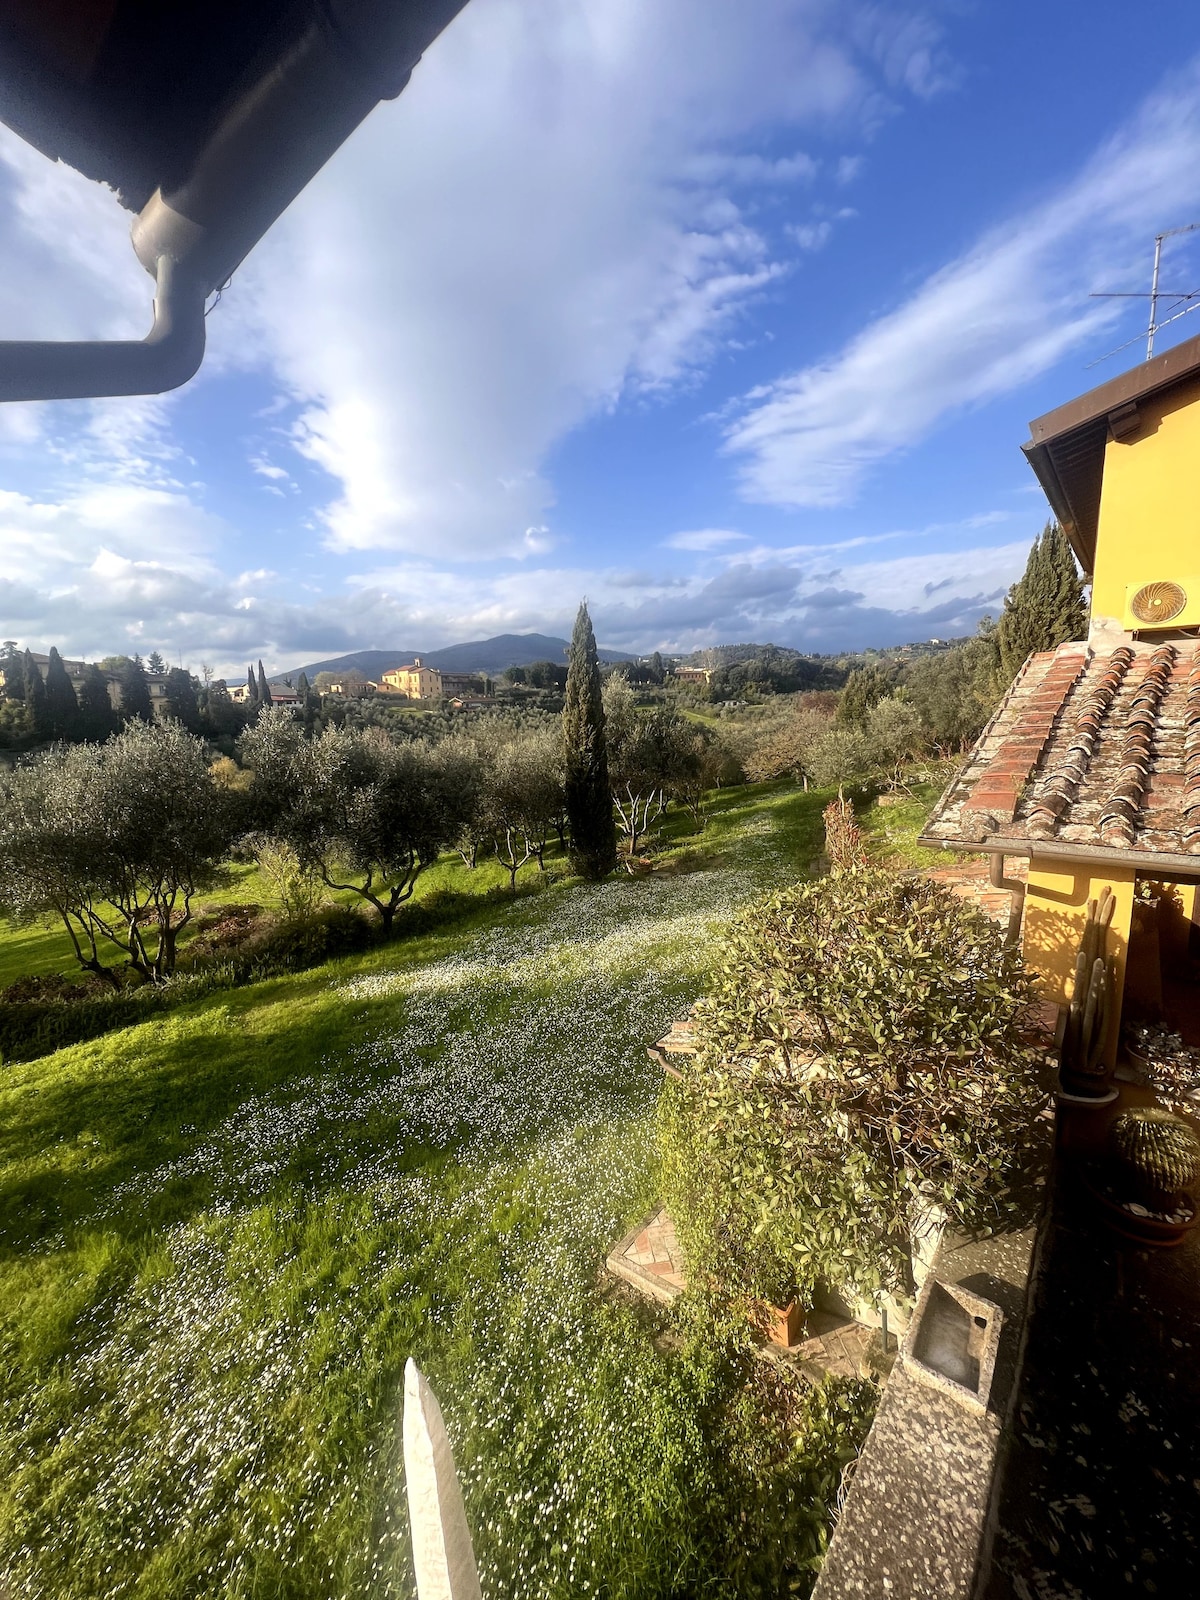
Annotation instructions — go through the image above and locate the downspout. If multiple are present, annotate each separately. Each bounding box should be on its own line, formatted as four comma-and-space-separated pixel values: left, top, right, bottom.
989, 852, 1026, 950
0, 252, 206, 401
0, 0, 468, 403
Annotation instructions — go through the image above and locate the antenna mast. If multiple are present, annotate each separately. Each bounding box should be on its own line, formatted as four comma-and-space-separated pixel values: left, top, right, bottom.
1089, 221, 1200, 365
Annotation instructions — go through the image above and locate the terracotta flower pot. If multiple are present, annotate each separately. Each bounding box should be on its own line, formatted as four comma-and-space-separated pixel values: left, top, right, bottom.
1083, 1171, 1197, 1248
762, 1299, 805, 1348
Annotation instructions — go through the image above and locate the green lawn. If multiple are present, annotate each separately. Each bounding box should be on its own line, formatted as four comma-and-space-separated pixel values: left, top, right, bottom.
0, 782, 873, 1600
0, 839, 528, 993
860, 768, 956, 871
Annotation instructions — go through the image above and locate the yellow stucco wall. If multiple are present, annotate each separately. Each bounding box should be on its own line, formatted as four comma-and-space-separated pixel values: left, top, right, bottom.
1023, 859, 1136, 1065
1090, 374, 1200, 621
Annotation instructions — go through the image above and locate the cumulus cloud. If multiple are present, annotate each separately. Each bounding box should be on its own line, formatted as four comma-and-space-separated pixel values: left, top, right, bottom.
200, 0, 941, 557
3, 465, 1025, 669
724, 59, 1200, 508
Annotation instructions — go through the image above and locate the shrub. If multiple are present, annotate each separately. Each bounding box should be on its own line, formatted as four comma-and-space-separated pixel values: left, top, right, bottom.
660, 867, 1047, 1309
234, 905, 374, 972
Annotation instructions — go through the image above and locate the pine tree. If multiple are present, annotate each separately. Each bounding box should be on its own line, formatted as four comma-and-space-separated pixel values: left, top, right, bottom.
118, 656, 153, 722
78, 663, 118, 740
995, 522, 1087, 686
562, 602, 616, 878
257, 660, 273, 706
22, 648, 48, 734
147, 650, 167, 675
43, 646, 79, 739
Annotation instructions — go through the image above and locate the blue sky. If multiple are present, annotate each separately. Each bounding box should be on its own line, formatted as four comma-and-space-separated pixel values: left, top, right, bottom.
3, 0, 1200, 675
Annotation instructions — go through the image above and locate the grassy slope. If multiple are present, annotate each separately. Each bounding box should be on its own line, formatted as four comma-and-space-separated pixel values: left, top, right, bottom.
0, 843, 523, 992
859, 769, 960, 872
0, 783, 870, 1600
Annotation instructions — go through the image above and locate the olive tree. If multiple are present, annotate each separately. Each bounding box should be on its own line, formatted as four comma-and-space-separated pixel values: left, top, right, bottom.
603, 675, 705, 852
0, 721, 236, 984
241, 715, 476, 933
485, 724, 565, 891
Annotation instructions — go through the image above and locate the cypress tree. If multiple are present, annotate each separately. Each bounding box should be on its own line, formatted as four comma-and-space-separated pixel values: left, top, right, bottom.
78, 663, 118, 740
995, 521, 1087, 685
562, 602, 616, 878
295, 670, 318, 730
2, 641, 25, 701
836, 664, 890, 728
164, 666, 201, 730
257, 660, 273, 706
22, 649, 48, 734
247, 666, 259, 705
44, 646, 79, 738
118, 655, 153, 722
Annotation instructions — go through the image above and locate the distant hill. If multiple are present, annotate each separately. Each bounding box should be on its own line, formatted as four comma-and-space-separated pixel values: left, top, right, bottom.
274, 633, 631, 685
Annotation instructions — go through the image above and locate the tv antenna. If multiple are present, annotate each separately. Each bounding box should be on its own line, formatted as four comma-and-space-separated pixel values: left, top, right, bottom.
1088, 221, 1200, 366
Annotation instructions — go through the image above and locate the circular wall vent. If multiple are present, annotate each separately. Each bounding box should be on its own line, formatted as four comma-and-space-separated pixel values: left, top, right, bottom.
1130, 580, 1188, 625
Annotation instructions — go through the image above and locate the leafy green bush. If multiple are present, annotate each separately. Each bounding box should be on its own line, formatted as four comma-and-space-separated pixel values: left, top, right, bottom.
660, 866, 1047, 1308
232, 904, 374, 972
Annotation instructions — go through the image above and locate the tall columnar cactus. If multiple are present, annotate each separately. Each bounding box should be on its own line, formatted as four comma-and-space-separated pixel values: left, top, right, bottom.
1109, 1108, 1200, 1201
1061, 889, 1116, 1088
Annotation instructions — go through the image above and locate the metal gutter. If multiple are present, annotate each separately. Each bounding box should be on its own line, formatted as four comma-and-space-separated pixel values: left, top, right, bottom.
0, 0, 468, 402
0, 253, 205, 401
918, 833, 1200, 881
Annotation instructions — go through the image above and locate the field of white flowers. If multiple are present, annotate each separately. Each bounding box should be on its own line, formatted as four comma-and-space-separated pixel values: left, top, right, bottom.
0, 784, 874, 1599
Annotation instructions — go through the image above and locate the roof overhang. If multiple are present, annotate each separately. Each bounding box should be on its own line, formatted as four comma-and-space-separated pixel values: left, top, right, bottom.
1023, 329, 1200, 576
918, 833, 1200, 881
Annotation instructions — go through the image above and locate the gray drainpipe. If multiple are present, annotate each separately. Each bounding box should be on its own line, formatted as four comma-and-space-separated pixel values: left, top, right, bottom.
989, 852, 1026, 949
0, 253, 206, 402
0, 0, 467, 403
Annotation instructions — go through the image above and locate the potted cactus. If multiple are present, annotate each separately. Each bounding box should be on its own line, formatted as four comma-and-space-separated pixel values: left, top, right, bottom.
1089, 1108, 1200, 1246
1059, 889, 1118, 1103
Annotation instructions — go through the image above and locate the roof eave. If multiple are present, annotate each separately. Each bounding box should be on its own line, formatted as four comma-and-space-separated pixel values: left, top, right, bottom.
918, 833, 1200, 880
1021, 437, 1093, 575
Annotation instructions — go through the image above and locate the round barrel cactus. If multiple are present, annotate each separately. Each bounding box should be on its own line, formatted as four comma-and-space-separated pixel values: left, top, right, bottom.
1109, 1108, 1200, 1202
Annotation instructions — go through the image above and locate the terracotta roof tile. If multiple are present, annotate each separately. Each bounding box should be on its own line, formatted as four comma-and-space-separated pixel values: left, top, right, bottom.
923, 639, 1200, 867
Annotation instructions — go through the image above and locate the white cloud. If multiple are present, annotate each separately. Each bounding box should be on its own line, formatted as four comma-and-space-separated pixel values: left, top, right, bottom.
664, 528, 750, 551
200, 0, 942, 558
724, 58, 1200, 508
787, 220, 833, 252
1, 466, 1024, 668
0, 131, 145, 348
681, 151, 819, 186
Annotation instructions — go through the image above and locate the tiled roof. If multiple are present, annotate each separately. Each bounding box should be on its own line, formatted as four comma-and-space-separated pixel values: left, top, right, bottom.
922, 639, 1200, 866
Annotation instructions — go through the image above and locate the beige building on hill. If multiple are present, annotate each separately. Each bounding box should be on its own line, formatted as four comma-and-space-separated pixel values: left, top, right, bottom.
380, 657, 442, 699
673, 665, 713, 685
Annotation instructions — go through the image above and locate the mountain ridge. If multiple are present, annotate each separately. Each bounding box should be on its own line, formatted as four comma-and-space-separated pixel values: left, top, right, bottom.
272, 632, 632, 684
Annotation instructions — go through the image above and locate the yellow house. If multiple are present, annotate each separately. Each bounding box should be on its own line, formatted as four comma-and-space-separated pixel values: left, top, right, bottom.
923, 330, 1200, 1065
379, 657, 443, 699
